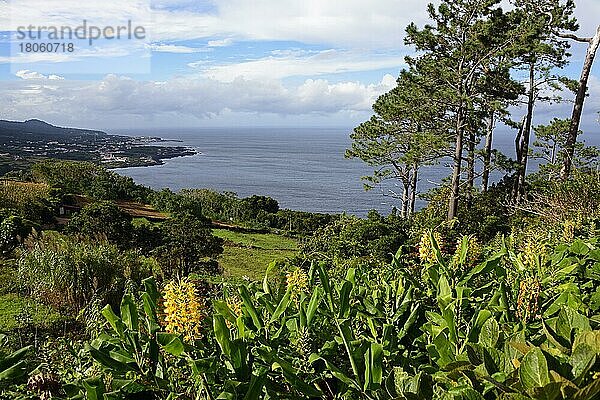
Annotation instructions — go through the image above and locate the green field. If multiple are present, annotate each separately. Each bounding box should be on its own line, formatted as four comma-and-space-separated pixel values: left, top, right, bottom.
212, 229, 299, 280
0, 294, 64, 332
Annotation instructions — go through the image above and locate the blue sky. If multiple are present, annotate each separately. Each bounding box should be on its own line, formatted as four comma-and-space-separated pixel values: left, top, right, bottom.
0, 0, 599, 131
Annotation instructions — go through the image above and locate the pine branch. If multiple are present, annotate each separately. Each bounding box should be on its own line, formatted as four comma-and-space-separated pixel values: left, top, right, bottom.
555, 33, 592, 43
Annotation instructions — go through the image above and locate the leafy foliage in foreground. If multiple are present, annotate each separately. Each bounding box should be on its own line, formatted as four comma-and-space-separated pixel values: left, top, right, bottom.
0, 334, 30, 382
13, 229, 597, 399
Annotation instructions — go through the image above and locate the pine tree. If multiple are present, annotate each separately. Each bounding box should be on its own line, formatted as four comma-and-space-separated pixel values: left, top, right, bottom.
508, 0, 578, 201
405, 0, 520, 220
347, 69, 448, 217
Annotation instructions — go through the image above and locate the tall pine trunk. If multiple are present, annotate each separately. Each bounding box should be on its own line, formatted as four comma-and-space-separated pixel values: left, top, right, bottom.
512, 61, 535, 203
466, 129, 476, 204
448, 106, 464, 221
409, 162, 418, 215
560, 26, 600, 180
481, 111, 494, 192
401, 182, 409, 218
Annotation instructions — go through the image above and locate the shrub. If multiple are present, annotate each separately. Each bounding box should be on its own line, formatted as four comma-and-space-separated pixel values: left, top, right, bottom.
17, 232, 153, 313
66, 201, 133, 246
152, 214, 224, 278
301, 212, 409, 268
31, 160, 151, 201
0, 181, 56, 223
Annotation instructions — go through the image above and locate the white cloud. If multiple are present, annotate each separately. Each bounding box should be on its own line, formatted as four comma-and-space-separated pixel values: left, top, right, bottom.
150, 0, 414, 48
0, 72, 397, 126
15, 70, 47, 80
196, 49, 406, 81
1, 0, 152, 29
187, 60, 213, 68
15, 70, 65, 80
2, 0, 598, 54
1, 0, 599, 130
148, 43, 210, 53
0, 0, 420, 48
3, 0, 597, 76
2, 68, 599, 131
207, 38, 234, 47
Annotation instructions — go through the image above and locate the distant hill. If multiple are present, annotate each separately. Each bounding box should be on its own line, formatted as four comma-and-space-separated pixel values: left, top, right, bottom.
0, 119, 108, 138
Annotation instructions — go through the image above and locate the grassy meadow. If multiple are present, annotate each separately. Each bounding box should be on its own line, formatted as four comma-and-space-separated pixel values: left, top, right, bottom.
212, 229, 299, 280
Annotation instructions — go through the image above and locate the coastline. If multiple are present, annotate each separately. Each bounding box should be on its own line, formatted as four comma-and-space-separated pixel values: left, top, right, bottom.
0, 123, 199, 173
107, 147, 200, 169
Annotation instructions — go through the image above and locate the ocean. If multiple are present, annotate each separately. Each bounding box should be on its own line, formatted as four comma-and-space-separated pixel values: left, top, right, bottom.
114, 127, 585, 216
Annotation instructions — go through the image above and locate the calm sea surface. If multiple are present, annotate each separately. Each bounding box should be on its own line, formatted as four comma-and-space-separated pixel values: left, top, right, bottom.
114, 127, 595, 216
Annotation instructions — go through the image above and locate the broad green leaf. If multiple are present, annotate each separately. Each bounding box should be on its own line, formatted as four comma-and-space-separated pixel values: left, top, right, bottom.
440, 301, 457, 346
571, 343, 596, 381
0, 361, 27, 380
87, 347, 131, 372
508, 341, 532, 356
141, 292, 160, 334
263, 261, 277, 295
398, 304, 421, 338
0, 345, 31, 373
214, 300, 237, 324
574, 378, 600, 400
429, 231, 444, 266
213, 315, 232, 357
530, 382, 562, 400
345, 268, 356, 284
459, 251, 505, 285
101, 305, 124, 337
243, 373, 266, 400
306, 286, 323, 327
108, 350, 135, 365
569, 240, 590, 256
120, 294, 139, 331
479, 317, 499, 348
575, 331, 600, 353
447, 386, 485, 399
519, 348, 550, 390
82, 377, 106, 400
542, 319, 570, 353
317, 262, 335, 313
338, 281, 352, 318
156, 332, 184, 356
467, 310, 492, 343
270, 356, 322, 397
544, 291, 570, 318
338, 320, 362, 382
438, 275, 452, 299
369, 343, 383, 385
239, 286, 263, 330
310, 353, 361, 391
483, 347, 502, 375
557, 307, 591, 342
142, 277, 160, 304
270, 289, 292, 324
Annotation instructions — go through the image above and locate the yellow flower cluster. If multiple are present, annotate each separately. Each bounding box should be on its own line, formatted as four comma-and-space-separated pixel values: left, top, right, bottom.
563, 220, 576, 242
451, 236, 481, 269
286, 268, 309, 299
521, 236, 546, 269
589, 221, 597, 238
225, 295, 243, 328
418, 231, 442, 264
516, 277, 541, 323
163, 277, 204, 342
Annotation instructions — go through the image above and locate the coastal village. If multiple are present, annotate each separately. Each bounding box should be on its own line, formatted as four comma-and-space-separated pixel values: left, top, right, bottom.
0, 120, 197, 171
